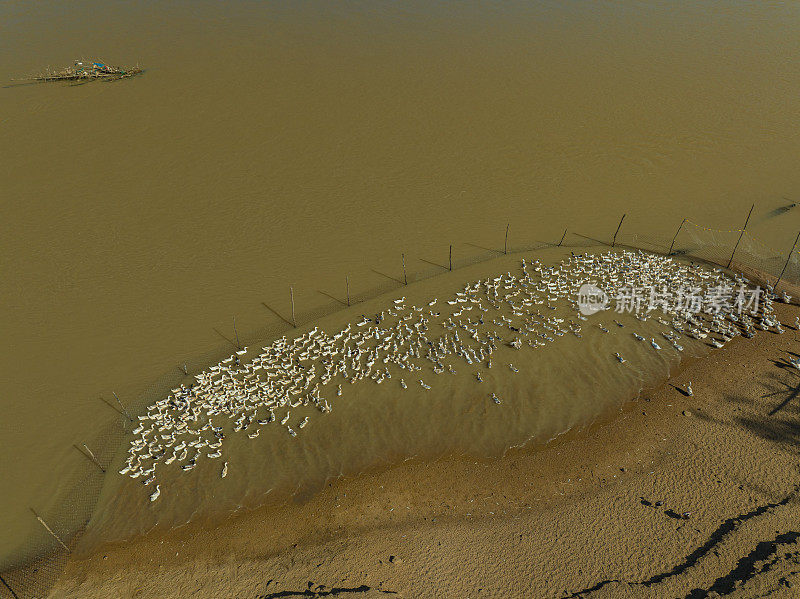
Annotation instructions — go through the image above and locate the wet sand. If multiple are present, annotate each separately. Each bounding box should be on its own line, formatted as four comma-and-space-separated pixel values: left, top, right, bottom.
44, 301, 800, 598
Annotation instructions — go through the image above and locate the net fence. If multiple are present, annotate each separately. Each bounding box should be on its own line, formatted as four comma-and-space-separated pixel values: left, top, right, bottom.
2, 216, 799, 599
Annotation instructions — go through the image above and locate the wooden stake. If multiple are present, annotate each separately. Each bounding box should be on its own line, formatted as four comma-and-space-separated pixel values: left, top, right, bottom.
0, 574, 19, 599
346, 276, 351, 307
112, 392, 133, 422
233, 316, 240, 349
611, 214, 626, 247
402, 254, 407, 285
449, 245, 452, 271
74, 443, 105, 473
558, 229, 567, 247
727, 203, 754, 269
83, 444, 104, 469
504, 224, 509, 254
775, 229, 800, 289
290, 286, 296, 327
30, 508, 70, 553
668, 219, 686, 255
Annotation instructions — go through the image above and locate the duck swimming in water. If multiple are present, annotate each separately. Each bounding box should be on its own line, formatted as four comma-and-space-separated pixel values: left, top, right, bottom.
120, 249, 775, 503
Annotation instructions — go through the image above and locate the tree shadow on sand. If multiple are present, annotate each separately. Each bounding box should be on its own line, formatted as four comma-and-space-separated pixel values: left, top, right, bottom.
716, 370, 800, 449
759, 371, 800, 416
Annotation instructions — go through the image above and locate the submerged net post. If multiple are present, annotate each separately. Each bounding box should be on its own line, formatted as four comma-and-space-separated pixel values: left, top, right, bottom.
402, 253, 407, 285
233, 316, 240, 349
74, 444, 105, 473
727, 203, 754, 268
558, 228, 567, 247
668, 219, 686, 255
111, 392, 133, 422
504, 224, 509, 255
775, 229, 800, 289
0, 575, 19, 599
30, 509, 70, 553
346, 276, 350, 306
290, 287, 296, 328
449, 245, 452, 271
611, 214, 626, 247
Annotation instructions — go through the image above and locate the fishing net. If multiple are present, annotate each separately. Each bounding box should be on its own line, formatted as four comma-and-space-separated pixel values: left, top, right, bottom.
2, 217, 798, 599
0, 416, 129, 599
678, 220, 800, 285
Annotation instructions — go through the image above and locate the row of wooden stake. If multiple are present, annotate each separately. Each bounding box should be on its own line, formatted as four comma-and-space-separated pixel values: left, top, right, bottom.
274, 213, 798, 336
29, 210, 800, 570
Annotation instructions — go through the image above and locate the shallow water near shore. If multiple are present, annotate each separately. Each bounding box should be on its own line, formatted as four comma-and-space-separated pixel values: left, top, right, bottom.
2, 0, 800, 573
77, 246, 714, 554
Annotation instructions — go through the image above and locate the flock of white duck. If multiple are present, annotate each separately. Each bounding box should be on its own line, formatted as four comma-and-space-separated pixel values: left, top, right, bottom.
120, 250, 786, 503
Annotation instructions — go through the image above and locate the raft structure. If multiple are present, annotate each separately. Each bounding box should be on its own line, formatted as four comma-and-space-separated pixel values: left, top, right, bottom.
15, 60, 143, 83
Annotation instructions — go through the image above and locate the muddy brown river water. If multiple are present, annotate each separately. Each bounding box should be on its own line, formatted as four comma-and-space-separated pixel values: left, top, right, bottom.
1, 0, 799, 571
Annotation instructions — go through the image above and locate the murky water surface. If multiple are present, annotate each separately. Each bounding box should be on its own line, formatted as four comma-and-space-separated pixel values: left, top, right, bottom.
2, 0, 799, 569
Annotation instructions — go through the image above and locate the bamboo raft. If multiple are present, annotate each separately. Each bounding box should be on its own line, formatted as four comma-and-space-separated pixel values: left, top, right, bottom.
16, 60, 143, 83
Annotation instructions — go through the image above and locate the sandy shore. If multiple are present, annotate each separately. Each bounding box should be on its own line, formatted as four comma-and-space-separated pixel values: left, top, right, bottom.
44, 302, 800, 598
